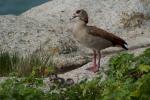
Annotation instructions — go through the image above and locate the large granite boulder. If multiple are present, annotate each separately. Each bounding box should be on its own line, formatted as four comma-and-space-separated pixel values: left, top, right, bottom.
22, 0, 150, 33
0, 15, 78, 55
0, 15, 89, 71
22, 0, 150, 53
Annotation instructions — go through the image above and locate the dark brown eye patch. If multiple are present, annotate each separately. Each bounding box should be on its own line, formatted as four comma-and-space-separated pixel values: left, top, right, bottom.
76, 10, 81, 14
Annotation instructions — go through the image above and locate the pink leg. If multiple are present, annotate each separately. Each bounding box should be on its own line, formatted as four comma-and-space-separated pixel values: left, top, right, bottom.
86, 50, 99, 73
93, 50, 97, 67
97, 51, 101, 68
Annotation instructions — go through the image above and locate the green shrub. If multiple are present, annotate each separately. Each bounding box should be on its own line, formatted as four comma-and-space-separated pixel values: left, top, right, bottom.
0, 48, 150, 100
0, 78, 46, 100
108, 52, 134, 80
0, 52, 19, 76
0, 51, 55, 77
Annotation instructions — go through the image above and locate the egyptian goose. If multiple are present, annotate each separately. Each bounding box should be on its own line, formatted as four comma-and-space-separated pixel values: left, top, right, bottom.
71, 9, 128, 73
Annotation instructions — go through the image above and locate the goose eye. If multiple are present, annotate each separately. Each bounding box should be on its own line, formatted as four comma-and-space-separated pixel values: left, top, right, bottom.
76, 10, 81, 14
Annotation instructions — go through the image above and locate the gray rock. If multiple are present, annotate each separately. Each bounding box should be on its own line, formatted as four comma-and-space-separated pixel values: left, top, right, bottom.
58, 46, 150, 83
0, 15, 78, 55
22, 0, 150, 33
0, 15, 87, 70
22, 0, 150, 55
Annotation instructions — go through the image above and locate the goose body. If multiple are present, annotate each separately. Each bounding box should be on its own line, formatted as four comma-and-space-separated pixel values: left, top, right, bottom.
71, 9, 128, 72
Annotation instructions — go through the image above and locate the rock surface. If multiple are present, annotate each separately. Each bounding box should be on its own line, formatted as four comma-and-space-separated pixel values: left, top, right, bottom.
58, 46, 150, 83
0, 15, 77, 55
0, 15, 87, 69
22, 0, 150, 35
0, 47, 149, 84
0, 0, 150, 72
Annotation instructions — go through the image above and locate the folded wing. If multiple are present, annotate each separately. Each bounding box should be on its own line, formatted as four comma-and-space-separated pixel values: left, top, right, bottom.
87, 26, 128, 50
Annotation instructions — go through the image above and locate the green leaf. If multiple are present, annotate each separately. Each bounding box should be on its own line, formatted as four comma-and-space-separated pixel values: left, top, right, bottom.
138, 64, 150, 73
131, 90, 140, 97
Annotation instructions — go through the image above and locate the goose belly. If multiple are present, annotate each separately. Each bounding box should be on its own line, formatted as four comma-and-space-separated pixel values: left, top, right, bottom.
78, 34, 113, 50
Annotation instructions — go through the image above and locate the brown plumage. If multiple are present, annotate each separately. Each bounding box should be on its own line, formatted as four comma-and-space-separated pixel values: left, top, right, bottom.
71, 9, 128, 72
87, 26, 128, 50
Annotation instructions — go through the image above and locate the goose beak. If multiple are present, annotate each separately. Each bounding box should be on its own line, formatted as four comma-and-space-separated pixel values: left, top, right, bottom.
70, 13, 77, 20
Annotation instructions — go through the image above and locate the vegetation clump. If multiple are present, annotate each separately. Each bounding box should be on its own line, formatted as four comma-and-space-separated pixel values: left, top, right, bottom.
0, 52, 55, 77
0, 48, 150, 100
